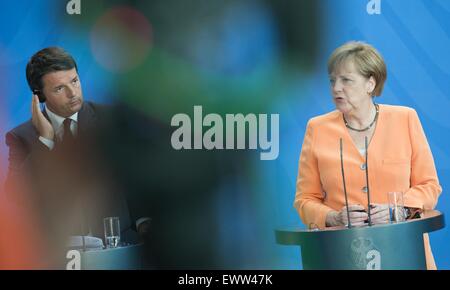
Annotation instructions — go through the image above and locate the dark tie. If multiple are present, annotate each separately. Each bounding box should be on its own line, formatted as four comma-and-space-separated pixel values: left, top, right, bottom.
63, 118, 75, 144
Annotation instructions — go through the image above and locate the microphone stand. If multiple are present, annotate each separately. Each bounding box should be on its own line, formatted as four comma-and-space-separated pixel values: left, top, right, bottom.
340, 138, 352, 228
365, 137, 372, 226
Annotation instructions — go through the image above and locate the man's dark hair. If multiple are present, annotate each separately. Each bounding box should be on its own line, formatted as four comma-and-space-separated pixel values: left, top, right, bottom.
26, 47, 78, 92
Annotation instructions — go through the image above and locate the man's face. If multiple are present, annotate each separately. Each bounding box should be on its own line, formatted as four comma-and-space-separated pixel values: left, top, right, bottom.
41, 68, 83, 117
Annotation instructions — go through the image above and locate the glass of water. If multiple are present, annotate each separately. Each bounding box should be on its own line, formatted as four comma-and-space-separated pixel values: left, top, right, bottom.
103, 217, 121, 248
388, 192, 406, 223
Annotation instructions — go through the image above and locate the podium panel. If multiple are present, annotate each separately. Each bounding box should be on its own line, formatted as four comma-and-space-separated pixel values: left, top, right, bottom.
276, 210, 445, 270
66, 244, 143, 270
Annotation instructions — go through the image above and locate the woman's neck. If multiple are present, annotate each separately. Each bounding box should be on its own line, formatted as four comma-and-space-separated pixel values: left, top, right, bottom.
344, 101, 376, 129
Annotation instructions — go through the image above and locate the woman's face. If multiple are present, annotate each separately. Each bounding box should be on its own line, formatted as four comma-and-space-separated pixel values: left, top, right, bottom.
329, 60, 375, 114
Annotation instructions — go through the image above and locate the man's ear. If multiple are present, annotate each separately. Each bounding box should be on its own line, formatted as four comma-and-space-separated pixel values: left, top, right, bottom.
33, 90, 46, 103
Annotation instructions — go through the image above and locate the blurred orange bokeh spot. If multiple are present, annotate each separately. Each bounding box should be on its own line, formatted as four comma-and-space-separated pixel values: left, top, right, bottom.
91, 5, 153, 73
0, 163, 48, 269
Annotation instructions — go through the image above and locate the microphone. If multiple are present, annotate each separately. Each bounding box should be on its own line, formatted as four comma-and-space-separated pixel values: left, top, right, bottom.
81, 209, 87, 252
340, 138, 352, 228
82, 236, 86, 252
364, 137, 373, 226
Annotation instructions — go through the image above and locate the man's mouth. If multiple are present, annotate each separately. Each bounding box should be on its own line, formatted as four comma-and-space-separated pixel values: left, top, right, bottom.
69, 99, 81, 106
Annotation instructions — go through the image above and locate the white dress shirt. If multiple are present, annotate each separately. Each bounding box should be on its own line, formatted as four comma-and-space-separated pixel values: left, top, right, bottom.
38, 105, 78, 150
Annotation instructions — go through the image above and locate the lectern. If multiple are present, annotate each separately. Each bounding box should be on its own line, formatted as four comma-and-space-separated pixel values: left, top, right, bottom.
275, 210, 445, 269
66, 244, 143, 270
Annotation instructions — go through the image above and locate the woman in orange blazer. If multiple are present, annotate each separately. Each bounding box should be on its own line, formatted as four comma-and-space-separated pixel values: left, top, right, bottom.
294, 41, 442, 270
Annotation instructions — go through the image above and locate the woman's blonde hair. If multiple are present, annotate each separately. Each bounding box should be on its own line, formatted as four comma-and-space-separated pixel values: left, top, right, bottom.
328, 41, 387, 96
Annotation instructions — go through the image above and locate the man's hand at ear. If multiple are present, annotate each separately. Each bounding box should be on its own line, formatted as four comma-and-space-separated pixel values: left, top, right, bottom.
31, 95, 54, 140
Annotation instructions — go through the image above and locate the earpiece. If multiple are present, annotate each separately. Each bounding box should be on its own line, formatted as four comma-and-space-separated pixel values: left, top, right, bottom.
33, 89, 46, 103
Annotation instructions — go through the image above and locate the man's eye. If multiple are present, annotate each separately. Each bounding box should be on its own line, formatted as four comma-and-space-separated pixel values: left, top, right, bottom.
72, 79, 78, 84
55, 87, 64, 93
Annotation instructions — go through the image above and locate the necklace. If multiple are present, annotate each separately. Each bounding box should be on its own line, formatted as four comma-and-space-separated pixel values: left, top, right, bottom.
343, 103, 379, 132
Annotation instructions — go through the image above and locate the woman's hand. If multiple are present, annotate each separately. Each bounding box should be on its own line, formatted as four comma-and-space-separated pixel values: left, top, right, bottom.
326, 204, 368, 227
368, 204, 391, 225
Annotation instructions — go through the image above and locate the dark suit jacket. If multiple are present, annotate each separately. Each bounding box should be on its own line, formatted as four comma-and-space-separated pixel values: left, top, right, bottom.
5, 100, 235, 268
4, 101, 134, 243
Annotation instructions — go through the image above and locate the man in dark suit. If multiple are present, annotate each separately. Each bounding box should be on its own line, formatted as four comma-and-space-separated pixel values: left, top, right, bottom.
5, 47, 237, 269
4, 47, 148, 263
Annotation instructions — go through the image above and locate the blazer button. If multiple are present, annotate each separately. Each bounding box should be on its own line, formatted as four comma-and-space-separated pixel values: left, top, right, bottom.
362, 186, 368, 193
360, 163, 366, 170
